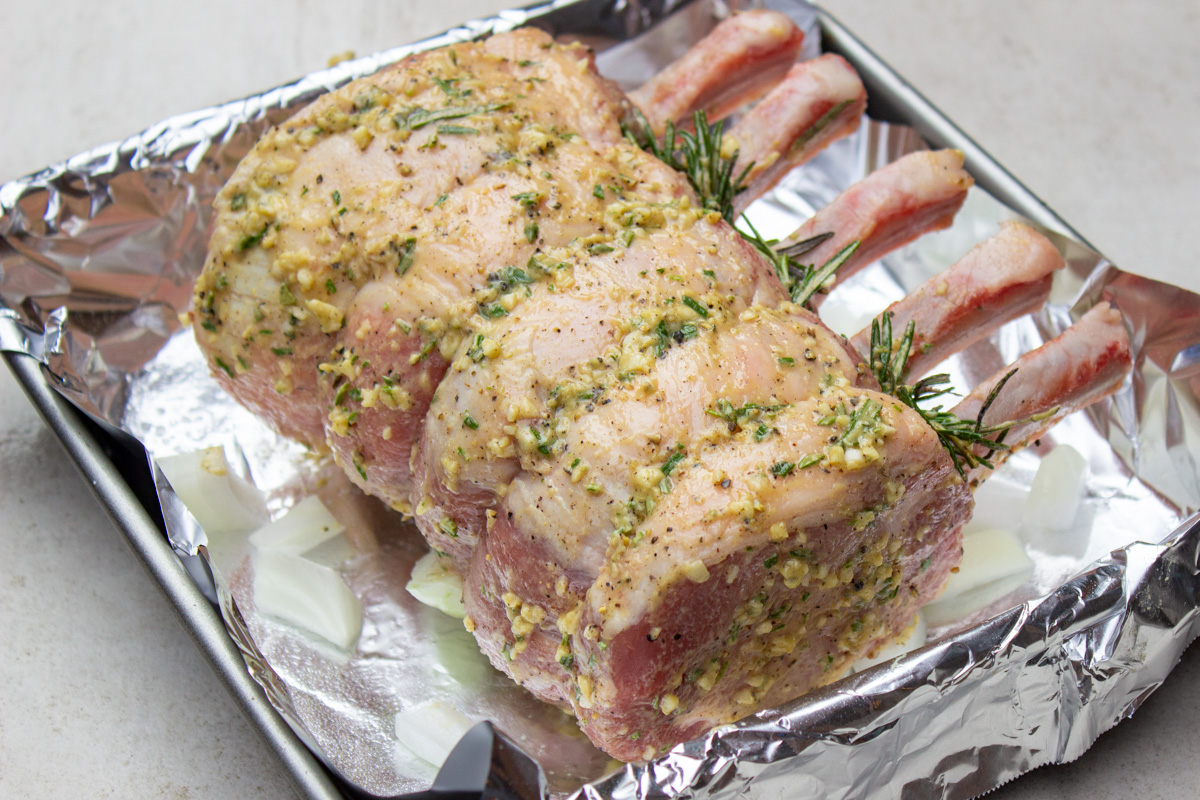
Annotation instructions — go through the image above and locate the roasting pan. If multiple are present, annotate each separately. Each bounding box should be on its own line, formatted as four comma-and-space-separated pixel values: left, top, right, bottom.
4, 1, 1198, 798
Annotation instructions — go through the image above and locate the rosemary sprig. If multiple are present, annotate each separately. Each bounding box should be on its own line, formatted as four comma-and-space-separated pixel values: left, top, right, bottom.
625, 111, 1052, 477
868, 308, 916, 396
622, 109, 751, 224
740, 219, 859, 308
869, 312, 1058, 476
624, 111, 858, 308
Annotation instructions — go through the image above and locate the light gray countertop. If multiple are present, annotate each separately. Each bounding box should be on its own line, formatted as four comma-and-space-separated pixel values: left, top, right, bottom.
2, 1, 1197, 797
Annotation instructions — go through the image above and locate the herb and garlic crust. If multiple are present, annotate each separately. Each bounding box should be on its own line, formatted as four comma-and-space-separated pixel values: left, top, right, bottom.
190, 14, 1129, 762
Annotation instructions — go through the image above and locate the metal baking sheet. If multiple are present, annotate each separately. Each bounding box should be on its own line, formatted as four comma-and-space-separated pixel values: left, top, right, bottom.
3, 1, 1199, 798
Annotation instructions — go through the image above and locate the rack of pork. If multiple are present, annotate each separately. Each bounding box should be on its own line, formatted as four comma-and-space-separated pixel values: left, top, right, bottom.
189, 10, 1131, 761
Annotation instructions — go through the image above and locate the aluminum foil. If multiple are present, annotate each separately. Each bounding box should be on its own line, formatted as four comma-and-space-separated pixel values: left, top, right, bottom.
3, 0, 1199, 798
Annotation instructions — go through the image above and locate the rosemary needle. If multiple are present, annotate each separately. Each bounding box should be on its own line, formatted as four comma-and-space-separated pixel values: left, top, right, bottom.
780, 231, 835, 259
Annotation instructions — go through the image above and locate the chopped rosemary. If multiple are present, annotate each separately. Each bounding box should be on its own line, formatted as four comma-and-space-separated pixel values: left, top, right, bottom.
353, 88, 383, 112
239, 224, 271, 252
432, 76, 461, 98
395, 237, 417, 276
213, 357, 234, 378
653, 319, 699, 357
512, 191, 542, 208
796, 453, 825, 470
488, 265, 535, 292
835, 397, 883, 448
395, 102, 508, 130
706, 399, 789, 434
681, 295, 709, 318
661, 449, 686, 476
466, 334, 487, 362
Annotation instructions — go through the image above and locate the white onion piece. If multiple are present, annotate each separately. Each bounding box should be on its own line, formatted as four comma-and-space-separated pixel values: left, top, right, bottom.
1022, 445, 1088, 532
250, 495, 345, 556
394, 699, 475, 767
254, 549, 363, 649
302, 534, 356, 570
429, 615, 494, 689
965, 477, 1030, 535
157, 446, 267, 538
851, 614, 927, 673
922, 528, 1034, 628
406, 550, 466, 619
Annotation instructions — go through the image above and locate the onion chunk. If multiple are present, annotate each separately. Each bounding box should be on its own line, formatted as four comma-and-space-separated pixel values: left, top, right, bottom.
157, 446, 267, 541
1022, 444, 1088, 532
406, 550, 466, 619
250, 495, 346, 556
923, 528, 1033, 628
254, 549, 363, 649
394, 699, 475, 767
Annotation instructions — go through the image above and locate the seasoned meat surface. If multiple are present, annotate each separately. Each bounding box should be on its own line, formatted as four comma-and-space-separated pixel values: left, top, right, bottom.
190, 19, 1127, 762
191, 25, 968, 759
193, 27, 680, 507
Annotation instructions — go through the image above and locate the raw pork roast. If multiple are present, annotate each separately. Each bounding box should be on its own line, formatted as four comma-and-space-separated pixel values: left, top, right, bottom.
190, 13, 1129, 761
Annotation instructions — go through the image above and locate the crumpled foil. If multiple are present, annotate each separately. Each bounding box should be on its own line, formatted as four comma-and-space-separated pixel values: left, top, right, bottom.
3, 0, 1199, 797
